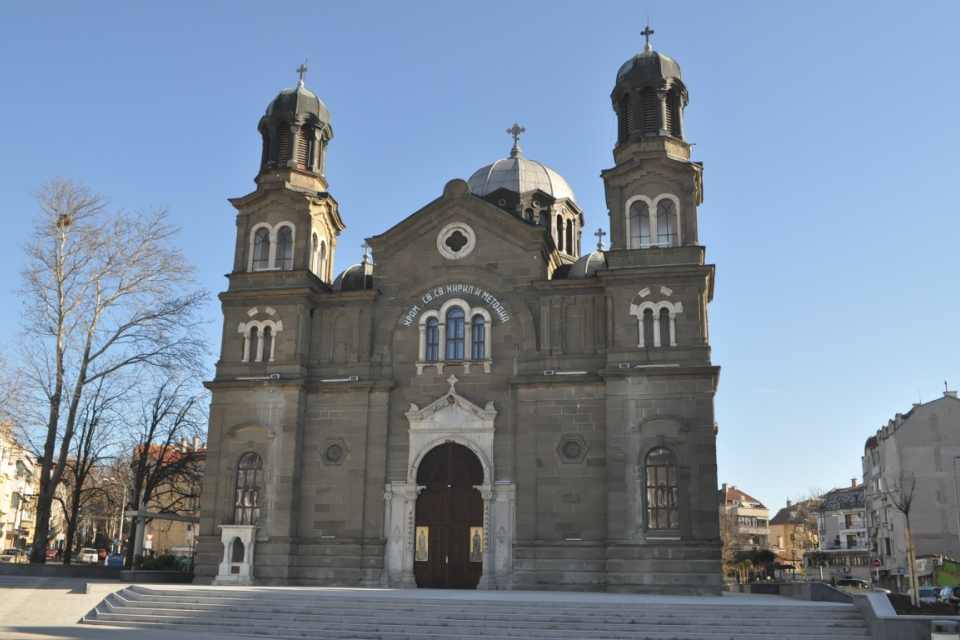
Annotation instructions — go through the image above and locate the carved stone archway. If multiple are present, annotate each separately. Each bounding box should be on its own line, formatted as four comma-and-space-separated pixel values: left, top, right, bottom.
382, 376, 515, 589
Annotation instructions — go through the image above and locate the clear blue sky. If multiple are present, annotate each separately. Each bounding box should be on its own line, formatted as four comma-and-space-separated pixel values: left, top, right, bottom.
2, 2, 958, 514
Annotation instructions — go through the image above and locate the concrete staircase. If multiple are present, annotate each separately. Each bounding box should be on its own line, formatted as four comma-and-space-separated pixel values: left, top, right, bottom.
83, 585, 872, 640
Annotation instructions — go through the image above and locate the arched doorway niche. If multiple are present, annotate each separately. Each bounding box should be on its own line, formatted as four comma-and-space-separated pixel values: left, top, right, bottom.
382, 375, 515, 589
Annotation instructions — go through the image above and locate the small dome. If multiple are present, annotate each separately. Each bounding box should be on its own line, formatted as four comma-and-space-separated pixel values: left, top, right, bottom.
616, 50, 682, 84
468, 156, 576, 203
566, 250, 606, 279
332, 261, 373, 292
265, 85, 330, 125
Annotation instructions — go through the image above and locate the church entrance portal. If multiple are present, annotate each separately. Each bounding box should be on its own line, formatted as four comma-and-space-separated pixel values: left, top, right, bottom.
414, 443, 484, 589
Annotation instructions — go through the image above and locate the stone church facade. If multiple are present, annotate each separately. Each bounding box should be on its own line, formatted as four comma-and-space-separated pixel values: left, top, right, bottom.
195, 37, 722, 595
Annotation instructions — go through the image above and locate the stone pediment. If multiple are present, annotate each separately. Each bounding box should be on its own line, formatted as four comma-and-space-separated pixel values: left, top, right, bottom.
406, 376, 496, 431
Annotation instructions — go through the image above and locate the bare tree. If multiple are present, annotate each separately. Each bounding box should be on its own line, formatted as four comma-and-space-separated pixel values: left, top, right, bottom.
123, 372, 206, 568
16, 177, 208, 563
719, 512, 750, 579
56, 378, 122, 564
889, 471, 919, 607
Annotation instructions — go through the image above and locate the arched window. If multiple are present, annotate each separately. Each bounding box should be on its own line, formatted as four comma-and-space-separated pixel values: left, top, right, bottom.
524, 208, 534, 222
275, 226, 293, 270
417, 300, 494, 374
252, 228, 271, 270
248, 326, 259, 363
234, 452, 263, 526
445, 308, 465, 360
629, 201, 650, 248
656, 200, 677, 246
261, 326, 273, 362
425, 318, 439, 362
645, 447, 679, 531
642, 309, 654, 348
319, 240, 327, 280
565, 222, 574, 256
471, 315, 486, 360
556, 215, 564, 252
310, 233, 319, 273
659, 308, 671, 348
641, 87, 658, 135
620, 92, 634, 141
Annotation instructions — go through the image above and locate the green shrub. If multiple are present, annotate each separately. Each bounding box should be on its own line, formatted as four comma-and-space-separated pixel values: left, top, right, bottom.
132, 553, 179, 571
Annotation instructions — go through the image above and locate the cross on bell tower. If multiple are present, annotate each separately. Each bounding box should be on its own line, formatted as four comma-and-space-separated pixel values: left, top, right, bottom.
641, 22, 655, 52
296, 61, 309, 87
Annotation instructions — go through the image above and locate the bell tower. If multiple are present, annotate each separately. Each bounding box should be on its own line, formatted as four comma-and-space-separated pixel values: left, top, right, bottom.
229, 65, 344, 284
602, 28, 703, 252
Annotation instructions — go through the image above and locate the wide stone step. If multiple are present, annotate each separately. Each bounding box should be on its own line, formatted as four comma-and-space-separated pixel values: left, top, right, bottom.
97, 600, 868, 634
112, 591, 862, 623
83, 586, 872, 640
116, 586, 862, 620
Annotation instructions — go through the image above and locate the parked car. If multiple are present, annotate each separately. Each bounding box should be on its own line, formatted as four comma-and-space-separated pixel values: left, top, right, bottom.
938, 585, 960, 609
45, 547, 59, 559
0, 548, 25, 563
835, 578, 871, 593
78, 548, 99, 564
906, 587, 940, 605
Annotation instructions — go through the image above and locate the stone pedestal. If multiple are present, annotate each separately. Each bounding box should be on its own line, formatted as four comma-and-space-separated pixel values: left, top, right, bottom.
213, 525, 258, 586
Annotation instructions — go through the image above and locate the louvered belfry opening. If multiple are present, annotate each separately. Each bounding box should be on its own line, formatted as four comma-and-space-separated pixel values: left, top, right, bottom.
664, 91, 675, 136
640, 87, 658, 135
277, 124, 292, 167
620, 93, 634, 141
666, 89, 681, 137
297, 127, 310, 169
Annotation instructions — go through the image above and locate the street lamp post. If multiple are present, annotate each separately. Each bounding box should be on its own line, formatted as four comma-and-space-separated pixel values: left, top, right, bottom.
106, 479, 127, 554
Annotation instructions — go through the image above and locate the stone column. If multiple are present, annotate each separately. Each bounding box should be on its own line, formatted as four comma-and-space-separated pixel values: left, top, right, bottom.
477, 485, 494, 589
383, 483, 421, 588
492, 482, 517, 589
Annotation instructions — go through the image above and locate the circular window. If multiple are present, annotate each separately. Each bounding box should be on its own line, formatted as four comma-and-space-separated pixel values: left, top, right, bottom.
437, 222, 476, 260
325, 444, 344, 463
562, 440, 582, 459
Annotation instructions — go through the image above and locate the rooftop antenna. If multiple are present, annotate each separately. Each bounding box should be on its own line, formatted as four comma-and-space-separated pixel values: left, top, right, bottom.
641, 18, 655, 52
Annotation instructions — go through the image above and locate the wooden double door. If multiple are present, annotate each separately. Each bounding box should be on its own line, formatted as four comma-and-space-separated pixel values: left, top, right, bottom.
414, 443, 484, 589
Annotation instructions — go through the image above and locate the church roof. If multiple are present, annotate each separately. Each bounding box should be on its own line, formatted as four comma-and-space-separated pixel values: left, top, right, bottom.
468, 154, 576, 204
332, 259, 373, 291
264, 84, 331, 126
564, 250, 606, 279
617, 49, 683, 83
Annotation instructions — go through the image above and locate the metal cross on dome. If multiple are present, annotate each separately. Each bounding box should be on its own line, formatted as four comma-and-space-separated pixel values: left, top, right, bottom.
507, 122, 525, 157
296, 61, 309, 87
594, 228, 606, 250
361, 242, 371, 263
641, 22, 655, 51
